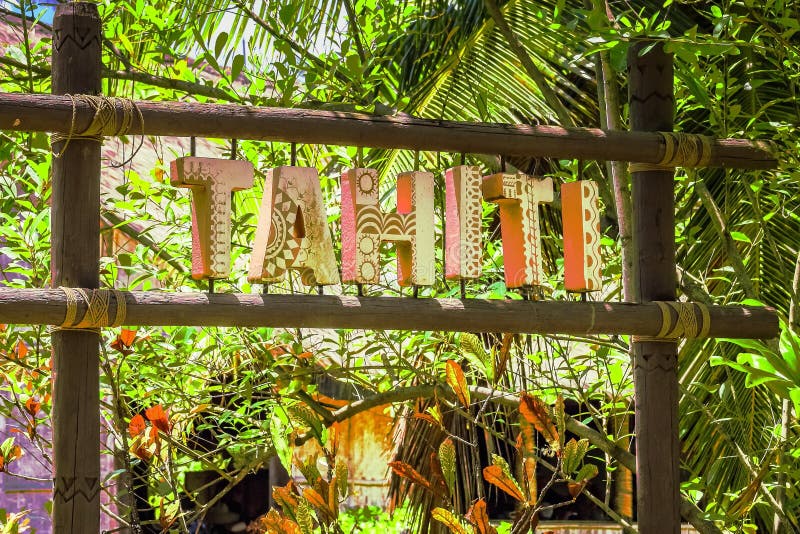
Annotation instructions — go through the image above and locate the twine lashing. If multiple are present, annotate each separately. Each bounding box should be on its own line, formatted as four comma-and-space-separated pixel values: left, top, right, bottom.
53, 287, 127, 331
51, 94, 143, 157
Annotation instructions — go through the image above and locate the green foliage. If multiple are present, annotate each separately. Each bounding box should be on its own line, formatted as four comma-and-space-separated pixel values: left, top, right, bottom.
0, 0, 799, 532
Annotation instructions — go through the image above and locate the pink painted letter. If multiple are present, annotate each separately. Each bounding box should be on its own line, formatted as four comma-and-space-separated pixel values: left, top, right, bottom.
170, 157, 254, 280
481, 172, 553, 288
341, 168, 435, 286
561, 180, 602, 292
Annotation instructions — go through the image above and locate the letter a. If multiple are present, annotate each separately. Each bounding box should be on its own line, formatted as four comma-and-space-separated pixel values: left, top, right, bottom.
341, 168, 435, 286
445, 166, 483, 280
481, 172, 553, 288
248, 167, 339, 286
561, 180, 602, 292
171, 157, 254, 279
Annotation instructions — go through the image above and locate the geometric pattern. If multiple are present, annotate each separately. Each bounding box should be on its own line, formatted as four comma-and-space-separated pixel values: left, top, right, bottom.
341, 168, 435, 286
54, 475, 100, 503
170, 157, 254, 280
444, 165, 482, 280
481, 172, 553, 288
562, 180, 602, 292
248, 166, 340, 286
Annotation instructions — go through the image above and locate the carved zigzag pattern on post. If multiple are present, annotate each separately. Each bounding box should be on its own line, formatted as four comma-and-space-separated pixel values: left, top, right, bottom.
54, 476, 100, 503
634, 352, 677, 372
53, 30, 101, 51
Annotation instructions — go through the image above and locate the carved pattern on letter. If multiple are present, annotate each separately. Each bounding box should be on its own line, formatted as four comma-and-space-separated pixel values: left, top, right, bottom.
170, 157, 254, 280
445, 166, 482, 280
341, 168, 435, 286
562, 180, 602, 292
249, 166, 340, 285
481, 172, 553, 288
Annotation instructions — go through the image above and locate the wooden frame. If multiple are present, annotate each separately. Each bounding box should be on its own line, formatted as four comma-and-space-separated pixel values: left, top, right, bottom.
0, 93, 775, 169
0, 4, 782, 533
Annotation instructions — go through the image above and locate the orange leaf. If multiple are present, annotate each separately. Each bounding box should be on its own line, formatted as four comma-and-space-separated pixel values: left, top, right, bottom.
496, 333, 514, 380
259, 509, 302, 534
413, 412, 441, 427
295, 351, 313, 360
0, 455, 4, 472
519, 393, 558, 448
111, 329, 137, 354
15, 340, 28, 360
25, 397, 40, 417
273, 482, 300, 520
568, 481, 585, 498
522, 457, 537, 504
431, 508, 469, 534
467, 499, 497, 534
429, 452, 449, 499
389, 461, 432, 491
445, 359, 470, 408
128, 414, 146, 438
145, 404, 170, 433
483, 465, 525, 502
303, 487, 333, 519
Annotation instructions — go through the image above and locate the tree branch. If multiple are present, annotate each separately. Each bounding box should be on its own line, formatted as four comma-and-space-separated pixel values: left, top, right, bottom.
695, 179, 758, 300
295, 383, 722, 534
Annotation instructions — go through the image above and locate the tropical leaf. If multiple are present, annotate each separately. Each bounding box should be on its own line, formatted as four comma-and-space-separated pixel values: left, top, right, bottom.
295, 498, 314, 534
432, 507, 470, 534
446, 359, 471, 408
483, 454, 525, 502
438, 438, 456, 497
466, 499, 497, 534
519, 393, 559, 450
335, 459, 348, 499
562, 438, 590, 475
389, 461, 432, 491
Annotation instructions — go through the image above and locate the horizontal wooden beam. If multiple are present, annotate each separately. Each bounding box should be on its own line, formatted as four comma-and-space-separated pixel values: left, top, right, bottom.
0, 92, 776, 169
0, 288, 778, 338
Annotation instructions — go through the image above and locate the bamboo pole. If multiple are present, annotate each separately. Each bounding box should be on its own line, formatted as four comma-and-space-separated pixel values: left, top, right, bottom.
0, 289, 778, 339
50, 4, 102, 532
0, 92, 776, 169
629, 41, 680, 533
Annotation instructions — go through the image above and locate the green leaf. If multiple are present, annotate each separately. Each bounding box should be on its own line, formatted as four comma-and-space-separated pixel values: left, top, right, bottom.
231, 54, 245, 81
439, 438, 456, 497
214, 31, 229, 58
729, 231, 751, 243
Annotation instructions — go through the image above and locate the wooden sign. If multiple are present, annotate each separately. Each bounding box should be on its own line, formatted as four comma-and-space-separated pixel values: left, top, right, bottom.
167, 159, 602, 292
445, 165, 483, 280
248, 166, 340, 286
481, 172, 554, 288
562, 180, 602, 292
170, 157, 254, 280
341, 168, 435, 286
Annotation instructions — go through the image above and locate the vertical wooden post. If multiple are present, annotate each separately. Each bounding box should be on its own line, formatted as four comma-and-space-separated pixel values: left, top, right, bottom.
628, 41, 680, 533
51, 3, 102, 532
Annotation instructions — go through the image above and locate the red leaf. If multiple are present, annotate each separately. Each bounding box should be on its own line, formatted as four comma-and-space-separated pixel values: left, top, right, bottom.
128, 414, 146, 438
519, 393, 559, 448
483, 465, 525, 502
445, 359, 470, 408
413, 412, 441, 427
25, 397, 40, 417
568, 481, 586, 498
303, 487, 334, 519
467, 499, 497, 534
111, 329, 137, 354
15, 340, 28, 360
389, 461, 432, 491
145, 405, 170, 433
